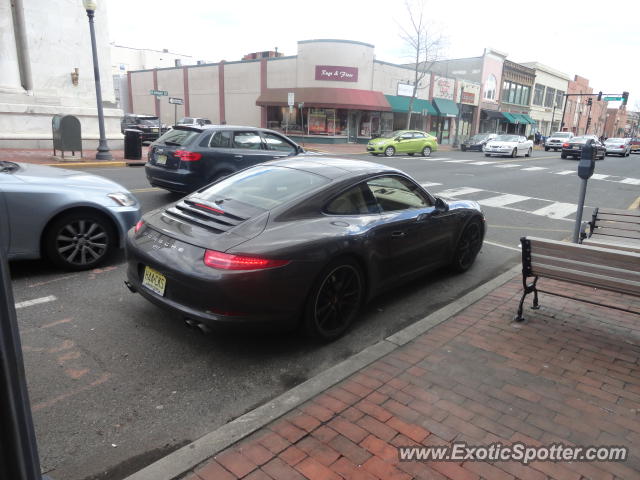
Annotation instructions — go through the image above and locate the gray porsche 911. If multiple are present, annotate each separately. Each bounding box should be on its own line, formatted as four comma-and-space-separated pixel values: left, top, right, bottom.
125, 157, 485, 341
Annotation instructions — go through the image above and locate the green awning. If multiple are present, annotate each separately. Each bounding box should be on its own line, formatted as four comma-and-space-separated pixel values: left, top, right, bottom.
384, 95, 436, 115
521, 114, 536, 124
501, 112, 518, 124
432, 98, 459, 117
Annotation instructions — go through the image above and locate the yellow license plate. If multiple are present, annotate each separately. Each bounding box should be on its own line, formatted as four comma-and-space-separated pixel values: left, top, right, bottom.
142, 266, 166, 296
156, 154, 167, 165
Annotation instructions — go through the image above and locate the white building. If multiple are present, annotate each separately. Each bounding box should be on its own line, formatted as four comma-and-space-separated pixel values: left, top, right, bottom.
521, 62, 571, 136
0, 0, 122, 149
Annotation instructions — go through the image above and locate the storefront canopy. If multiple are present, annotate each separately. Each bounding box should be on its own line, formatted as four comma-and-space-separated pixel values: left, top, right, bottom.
385, 95, 437, 115
519, 113, 536, 124
501, 112, 518, 124
482, 110, 506, 120
256, 88, 391, 111
432, 98, 459, 118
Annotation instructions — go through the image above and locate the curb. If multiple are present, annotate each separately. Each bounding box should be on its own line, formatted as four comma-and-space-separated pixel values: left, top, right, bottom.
44, 161, 127, 168
123, 263, 521, 480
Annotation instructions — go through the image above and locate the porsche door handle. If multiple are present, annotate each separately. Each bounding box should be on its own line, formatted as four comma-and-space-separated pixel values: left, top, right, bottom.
391, 231, 407, 238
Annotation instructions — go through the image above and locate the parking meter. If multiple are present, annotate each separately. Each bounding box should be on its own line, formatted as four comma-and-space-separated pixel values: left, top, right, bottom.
578, 139, 596, 180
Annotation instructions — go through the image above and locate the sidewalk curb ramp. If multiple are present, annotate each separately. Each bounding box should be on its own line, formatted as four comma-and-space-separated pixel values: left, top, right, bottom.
124, 264, 521, 480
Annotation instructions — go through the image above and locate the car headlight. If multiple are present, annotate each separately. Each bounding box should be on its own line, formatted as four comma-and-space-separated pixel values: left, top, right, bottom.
108, 192, 137, 207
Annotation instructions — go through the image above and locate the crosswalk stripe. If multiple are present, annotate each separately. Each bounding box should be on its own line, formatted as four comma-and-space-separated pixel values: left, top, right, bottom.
436, 187, 484, 197
420, 182, 443, 188
531, 202, 576, 219
469, 161, 498, 165
478, 194, 530, 207
445, 160, 473, 163
555, 170, 575, 175
620, 178, 640, 185
15, 295, 57, 309
494, 164, 521, 168
590, 174, 609, 180
521, 166, 547, 171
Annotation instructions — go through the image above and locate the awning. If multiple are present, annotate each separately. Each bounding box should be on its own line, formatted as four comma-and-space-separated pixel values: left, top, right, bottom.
255, 88, 391, 111
501, 112, 518, 124
482, 110, 506, 120
432, 98, 459, 117
521, 114, 536, 124
385, 95, 437, 115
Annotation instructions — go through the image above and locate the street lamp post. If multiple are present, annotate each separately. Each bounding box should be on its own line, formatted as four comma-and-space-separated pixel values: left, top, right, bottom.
82, 0, 112, 160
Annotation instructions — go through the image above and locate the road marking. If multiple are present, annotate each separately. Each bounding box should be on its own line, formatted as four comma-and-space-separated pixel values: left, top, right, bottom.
620, 178, 640, 185
521, 166, 547, 171
489, 224, 572, 233
478, 194, 530, 207
445, 160, 474, 163
469, 161, 498, 165
130, 187, 162, 193
628, 197, 640, 210
483, 240, 521, 252
590, 174, 609, 180
555, 170, 575, 175
436, 187, 484, 197
531, 202, 576, 219
420, 182, 443, 188
15, 295, 57, 309
494, 164, 521, 168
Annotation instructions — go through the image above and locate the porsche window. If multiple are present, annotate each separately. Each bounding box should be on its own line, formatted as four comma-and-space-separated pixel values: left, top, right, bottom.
366, 176, 431, 212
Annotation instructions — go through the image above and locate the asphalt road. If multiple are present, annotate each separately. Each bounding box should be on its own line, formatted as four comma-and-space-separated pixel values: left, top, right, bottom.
10, 150, 640, 480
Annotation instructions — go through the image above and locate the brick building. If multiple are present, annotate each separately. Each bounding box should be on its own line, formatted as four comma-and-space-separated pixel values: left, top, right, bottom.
562, 75, 608, 136
604, 107, 628, 138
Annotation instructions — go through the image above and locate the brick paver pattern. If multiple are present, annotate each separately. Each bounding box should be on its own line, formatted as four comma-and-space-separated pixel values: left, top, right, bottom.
182, 277, 640, 480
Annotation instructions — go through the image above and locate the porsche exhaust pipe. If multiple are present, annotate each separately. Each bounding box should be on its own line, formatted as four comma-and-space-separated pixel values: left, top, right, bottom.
184, 318, 211, 334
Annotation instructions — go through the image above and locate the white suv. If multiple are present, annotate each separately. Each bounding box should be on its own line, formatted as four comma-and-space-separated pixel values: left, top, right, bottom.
545, 131, 574, 151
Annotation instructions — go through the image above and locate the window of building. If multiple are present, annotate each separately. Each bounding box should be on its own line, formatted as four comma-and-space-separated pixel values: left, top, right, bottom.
502, 80, 510, 103
515, 84, 523, 105
484, 74, 497, 100
522, 86, 531, 106
544, 87, 555, 108
533, 84, 545, 106
509, 83, 517, 104
555, 90, 564, 109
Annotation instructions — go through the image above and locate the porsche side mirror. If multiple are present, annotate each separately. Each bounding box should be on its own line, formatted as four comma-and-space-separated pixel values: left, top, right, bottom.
434, 197, 449, 212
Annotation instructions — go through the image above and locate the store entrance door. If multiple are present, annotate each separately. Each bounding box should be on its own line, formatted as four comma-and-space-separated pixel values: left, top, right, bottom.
348, 112, 357, 143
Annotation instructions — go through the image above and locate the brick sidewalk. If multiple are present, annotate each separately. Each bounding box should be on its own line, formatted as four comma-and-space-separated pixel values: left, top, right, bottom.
0, 147, 148, 166
181, 276, 640, 480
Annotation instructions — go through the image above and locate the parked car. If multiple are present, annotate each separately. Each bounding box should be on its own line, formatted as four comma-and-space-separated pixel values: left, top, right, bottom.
460, 133, 497, 152
367, 130, 438, 157
604, 138, 631, 157
483, 135, 534, 158
545, 131, 574, 151
125, 158, 485, 341
120, 114, 167, 142
0, 161, 140, 270
561, 136, 606, 160
145, 125, 304, 193
630, 137, 640, 154
176, 117, 212, 127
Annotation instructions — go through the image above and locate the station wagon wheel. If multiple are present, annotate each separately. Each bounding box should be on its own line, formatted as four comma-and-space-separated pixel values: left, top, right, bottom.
451, 219, 483, 273
384, 146, 395, 157
304, 261, 364, 341
422, 146, 432, 157
44, 211, 116, 271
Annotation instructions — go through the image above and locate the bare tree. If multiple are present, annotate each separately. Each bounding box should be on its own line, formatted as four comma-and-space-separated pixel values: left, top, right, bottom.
398, 0, 446, 129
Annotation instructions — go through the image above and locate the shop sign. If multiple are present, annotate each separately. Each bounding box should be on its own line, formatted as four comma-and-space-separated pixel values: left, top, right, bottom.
456, 81, 481, 106
432, 76, 455, 100
397, 83, 415, 97
315, 65, 358, 82
461, 92, 475, 104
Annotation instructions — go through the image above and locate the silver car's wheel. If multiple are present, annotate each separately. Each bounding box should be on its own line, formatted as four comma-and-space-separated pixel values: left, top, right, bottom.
44, 212, 115, 270
525, 147, 532, 157
384, 146, 395, 157
422, 146, 432, 157
511, 148, 518, 158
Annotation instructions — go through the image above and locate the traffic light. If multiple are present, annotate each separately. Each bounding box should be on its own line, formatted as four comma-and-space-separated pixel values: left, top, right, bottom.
622, 91, 629, 106
597, 91, 602, 101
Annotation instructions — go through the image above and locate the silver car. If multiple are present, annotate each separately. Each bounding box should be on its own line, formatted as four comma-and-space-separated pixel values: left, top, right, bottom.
0, 161, 140, 270
604, 138, 631, 157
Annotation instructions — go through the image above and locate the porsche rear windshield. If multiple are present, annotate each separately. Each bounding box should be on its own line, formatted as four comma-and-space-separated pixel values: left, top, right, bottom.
195, 165, 330, 210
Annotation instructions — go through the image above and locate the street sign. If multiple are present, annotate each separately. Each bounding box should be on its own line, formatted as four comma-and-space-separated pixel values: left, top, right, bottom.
288, 92, 295, 106
603, 96, 622, 101
168, 97, 184, 105
149, 90, 168, 96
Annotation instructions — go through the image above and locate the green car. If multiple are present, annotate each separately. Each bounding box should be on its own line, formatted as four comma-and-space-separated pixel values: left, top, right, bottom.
367, 130, 438, 157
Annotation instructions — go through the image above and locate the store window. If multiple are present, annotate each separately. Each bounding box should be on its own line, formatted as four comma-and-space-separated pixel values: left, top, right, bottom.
307, 108, 348, 136
359, 111, 371, 137
266, 106, 299, 132
555, 90, 564, 109
544, 87, 555, 108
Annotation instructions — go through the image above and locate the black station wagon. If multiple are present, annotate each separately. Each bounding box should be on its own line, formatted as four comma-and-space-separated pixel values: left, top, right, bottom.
145, 126, 305, 193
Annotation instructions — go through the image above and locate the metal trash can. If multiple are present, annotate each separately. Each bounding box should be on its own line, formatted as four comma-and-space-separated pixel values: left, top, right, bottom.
124, 129, 142, 160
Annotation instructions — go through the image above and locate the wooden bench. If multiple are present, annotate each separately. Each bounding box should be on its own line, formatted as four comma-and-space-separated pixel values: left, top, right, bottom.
515, 236, 640, 321
581, 207, 640, 253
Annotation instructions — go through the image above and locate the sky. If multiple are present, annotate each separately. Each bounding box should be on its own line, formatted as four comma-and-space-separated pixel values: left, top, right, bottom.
106, 0, 639, 108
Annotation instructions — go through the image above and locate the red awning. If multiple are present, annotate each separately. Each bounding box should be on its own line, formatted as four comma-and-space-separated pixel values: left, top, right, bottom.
256, 87, 391, 111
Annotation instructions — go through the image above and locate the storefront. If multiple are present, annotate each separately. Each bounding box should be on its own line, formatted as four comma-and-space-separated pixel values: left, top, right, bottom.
431, 98, 459, 144
384, 95, 436, 134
